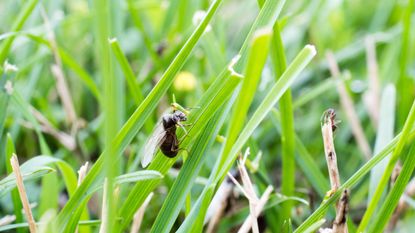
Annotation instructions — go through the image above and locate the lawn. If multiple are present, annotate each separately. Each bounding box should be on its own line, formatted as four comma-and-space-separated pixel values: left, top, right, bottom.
0, 0, 414, 232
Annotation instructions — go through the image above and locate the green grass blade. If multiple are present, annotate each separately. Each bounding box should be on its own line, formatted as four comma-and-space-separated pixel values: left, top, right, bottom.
397, 0, 414, 128
271, 22, 295, 221
11, 90, 50, 155
188, 44, 316, 228
109, 38, 144, 105
357, 97, 415, 232
93, 0, 119, 229
271, 109, 329, 198
5, 134, 24, 233
0, 0, 39, 64
217, 28, 272, 174
55, 0, 223, 229
234, 0, 286, 72
58, 48, 101, 101
218, 45, 317, 181
369, 143, 415, 232
176, 184, 216, 233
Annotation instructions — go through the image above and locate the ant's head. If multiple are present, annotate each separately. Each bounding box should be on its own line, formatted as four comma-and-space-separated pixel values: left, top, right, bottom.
173, 110, 187, 122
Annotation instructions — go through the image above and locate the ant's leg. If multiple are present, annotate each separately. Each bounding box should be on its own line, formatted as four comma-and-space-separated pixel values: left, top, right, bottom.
176, 122, 188, 135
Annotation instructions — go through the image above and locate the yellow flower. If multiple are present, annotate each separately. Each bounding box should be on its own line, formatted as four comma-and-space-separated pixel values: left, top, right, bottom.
174, 71, 196, 91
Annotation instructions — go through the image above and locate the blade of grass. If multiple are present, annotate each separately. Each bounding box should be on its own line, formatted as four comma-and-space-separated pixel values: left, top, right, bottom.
0, 0, 39, 64
271, 21, 296, 222
369, 143, 415, 232
126, 0, 160, 64
218, 45, 316, 183
216, 28, 272, 179
55, 0, 223, 229
357, 98, 415, 232
93, 0, 119, 229
188, 44, 316, 228
271, 109, 329, 198
397, 0, 414, 128
176, 185, 216, 233
5, 134, 24, 233
109, 38, 153, 133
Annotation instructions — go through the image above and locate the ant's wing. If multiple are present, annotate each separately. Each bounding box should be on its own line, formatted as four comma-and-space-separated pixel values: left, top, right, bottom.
141, 122, 166, 168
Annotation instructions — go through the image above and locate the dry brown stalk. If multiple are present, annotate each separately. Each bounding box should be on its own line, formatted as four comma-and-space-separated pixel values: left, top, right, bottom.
130, 192, 154, 233
31, 107, 76, 151
326, 52, 372, 160
40, 6, 77, 130
320, 109, 350, 233
364, 36, 380, 127
332, 190, 349, 233
10, 154, 37, 233
321, 109, 341, 192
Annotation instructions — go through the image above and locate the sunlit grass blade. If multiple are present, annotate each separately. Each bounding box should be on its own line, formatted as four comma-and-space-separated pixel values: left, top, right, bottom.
218, 45, 317, 181
189, 44, 316, 228
217, 28, 272, 174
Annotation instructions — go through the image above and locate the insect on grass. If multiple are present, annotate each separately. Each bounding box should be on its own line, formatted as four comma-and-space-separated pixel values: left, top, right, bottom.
141, 106, 190, 168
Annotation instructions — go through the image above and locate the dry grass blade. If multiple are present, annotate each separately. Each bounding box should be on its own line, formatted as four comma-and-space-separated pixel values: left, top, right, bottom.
130, 192, 154, 233
238, 158, 259, 233
326, 52, 372, 160
364, 36, 380, 128
321, 109, 341, 192
332, 190, 349, 233
10, 154, 37, 233
226, 151, 273, 233
206, 181, 233, 233
238, 185, 273, 233
75, 162, 89, 233
31, 108, 76, 151
0, 215, 16, 226
99, 178, 109, 233
77, 162, 89, 186
40, 6, 77, 129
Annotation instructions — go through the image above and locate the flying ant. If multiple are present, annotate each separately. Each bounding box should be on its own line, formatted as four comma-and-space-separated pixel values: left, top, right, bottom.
141, 108, 189, 168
